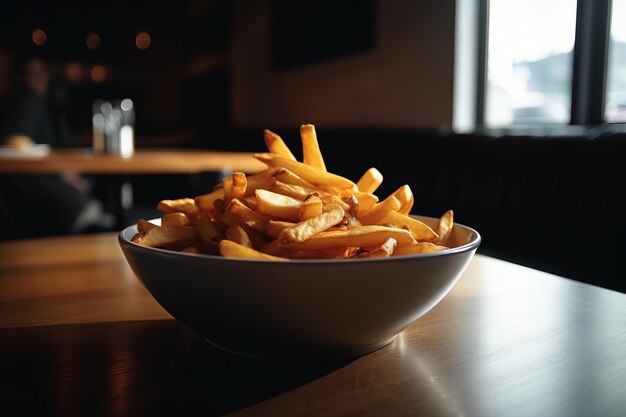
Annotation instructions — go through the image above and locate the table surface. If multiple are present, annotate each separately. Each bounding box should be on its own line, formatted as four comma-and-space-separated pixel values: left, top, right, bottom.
1, 234, 625, 417
0, 148, 265, 174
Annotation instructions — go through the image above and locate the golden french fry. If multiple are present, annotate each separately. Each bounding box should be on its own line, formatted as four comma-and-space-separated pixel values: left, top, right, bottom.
231, 172, 247, 201
392, 242, 448, 256
157, 198, 200, 217
132, 226, 198, 248
320, 195, 351, 211
255, 189, 302, 221
264, 129, 297, 161
181, 246, 201, 254
272, 168, 317, 189
356, 168, 383, 193
270, 180, 322, 201
225, 225, 253, 248
263, 225, 416, 255
287, 247, 355, 259
255, 153, 355, 190
356, 238, 397, 258
352, 192, 378, 213
345, 195, 358, 218
377, 211, 438, 242
436, 210, 454, 246
242, 170, 275, 196
222, 177, 234, 202
219, 240, 287, 261
195, 213, 222, 244
195, 170, 273, 212
299, 195, 323, 221
281, 204, 345, 243
161, 212, 194, 227
226, 198, 271, 232
391, 185, 414, 215
137, 219, 157, 233
194, 188, 225, 212
242, 195, 259, 210
358, 195, 401, 225
138, 124, 456, 260
300, 124, 326, 171
266, 220, 296, 238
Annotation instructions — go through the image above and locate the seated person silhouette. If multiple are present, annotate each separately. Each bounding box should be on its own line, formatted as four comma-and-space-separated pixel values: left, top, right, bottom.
0, 56, 113, 238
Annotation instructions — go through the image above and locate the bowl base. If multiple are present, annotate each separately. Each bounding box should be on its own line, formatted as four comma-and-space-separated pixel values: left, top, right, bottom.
203, 335, 398, 362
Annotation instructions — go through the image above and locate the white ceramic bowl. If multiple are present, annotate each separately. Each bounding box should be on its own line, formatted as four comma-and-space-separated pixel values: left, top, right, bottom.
119, 216, 480, 360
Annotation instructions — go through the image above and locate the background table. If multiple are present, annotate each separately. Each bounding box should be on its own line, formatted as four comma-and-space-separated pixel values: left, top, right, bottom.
0, 149, 265, 229
0, 149, 265, 174
1, 233, 625, 416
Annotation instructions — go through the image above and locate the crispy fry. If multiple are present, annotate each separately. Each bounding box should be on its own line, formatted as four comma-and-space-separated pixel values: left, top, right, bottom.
194, 187, 225, 212
226, 198, 271, 232
352, 192, 378, 213
161, 212, 194, 227
356, 238, 397, 258
392, 242, 449, 256
264, 129, 297, 161
231, 172, 247, 201
281, 204, 345, 243
137, 124, 456, 260
137, 219, 157, 233
358, 195, 401, 225
377, 211, 439, 242
196, 213, 223, 244
271, 180, 322, 200
272, 168, 317, 189
345, 195, 358, 218
242, 195, 259, 210
132, 226, 198, 248
356, 168, 383, 193
266, 220, 296, 238
242, 170, 275, 196
219, 240, 287, 261
255, 189, 302, 221
436, 210, 454, 246
300, 124, 326, 171
263, 225, 415, 256
391, 185, 414, 215
157, 198, 200, 217
287, 247, 355, 259
225, 225, 253, 248
298, 195, 323, 221
222, 177, 233, 202
320, 195, 351, 211
255, 153, 355, 190
181, 246, 201, 254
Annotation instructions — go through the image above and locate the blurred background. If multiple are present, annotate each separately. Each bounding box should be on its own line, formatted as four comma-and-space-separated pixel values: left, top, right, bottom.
0, 0, 624, 291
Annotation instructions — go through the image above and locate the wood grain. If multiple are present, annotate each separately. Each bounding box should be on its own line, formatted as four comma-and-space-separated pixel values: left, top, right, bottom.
0, 149, 265, 174
1, 233, 625, 416
0, 233, 170, 328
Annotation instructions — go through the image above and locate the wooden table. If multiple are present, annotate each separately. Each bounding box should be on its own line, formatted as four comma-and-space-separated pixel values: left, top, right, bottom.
0, 149, 265, 229
1, 234, 625, 417
0, 149, 265, 174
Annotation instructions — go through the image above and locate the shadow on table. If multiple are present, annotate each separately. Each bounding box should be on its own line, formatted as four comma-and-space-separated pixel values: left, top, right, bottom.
0, 320, 354, 417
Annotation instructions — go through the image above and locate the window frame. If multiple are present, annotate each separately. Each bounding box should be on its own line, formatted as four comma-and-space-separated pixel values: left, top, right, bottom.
455, 0, 623, 134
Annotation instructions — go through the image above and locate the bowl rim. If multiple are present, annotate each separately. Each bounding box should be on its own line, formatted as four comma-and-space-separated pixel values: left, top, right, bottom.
119, 215, 481, 265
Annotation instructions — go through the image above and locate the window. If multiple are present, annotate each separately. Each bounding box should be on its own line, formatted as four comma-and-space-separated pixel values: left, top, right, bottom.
606, 0, 626, 122
485, 0, 577, 127
454, 0, 624, 131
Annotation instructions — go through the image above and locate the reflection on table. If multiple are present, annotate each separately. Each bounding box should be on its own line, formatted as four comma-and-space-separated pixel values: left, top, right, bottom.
1, 233, 625, 416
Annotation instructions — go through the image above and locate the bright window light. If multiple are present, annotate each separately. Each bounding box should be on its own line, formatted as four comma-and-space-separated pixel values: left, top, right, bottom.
605, 0, 626, 122
485, 0, 577, 127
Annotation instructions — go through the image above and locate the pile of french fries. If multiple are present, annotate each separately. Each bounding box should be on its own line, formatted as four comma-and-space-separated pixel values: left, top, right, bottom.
133, 124, 454, 260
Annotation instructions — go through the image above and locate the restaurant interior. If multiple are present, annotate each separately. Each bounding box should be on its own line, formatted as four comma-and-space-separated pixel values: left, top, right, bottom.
1, 1, 625, 416
2, 0, 624, 292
